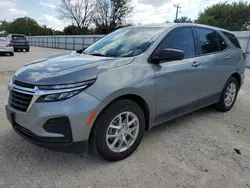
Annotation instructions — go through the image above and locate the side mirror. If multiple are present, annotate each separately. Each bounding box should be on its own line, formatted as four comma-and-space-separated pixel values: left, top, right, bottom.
151, 48, 184, 63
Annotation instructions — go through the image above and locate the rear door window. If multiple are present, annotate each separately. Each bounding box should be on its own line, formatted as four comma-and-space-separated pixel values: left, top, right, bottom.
222, 31, 241, 48
157, 27, 196, 58
196, 28, 220, 54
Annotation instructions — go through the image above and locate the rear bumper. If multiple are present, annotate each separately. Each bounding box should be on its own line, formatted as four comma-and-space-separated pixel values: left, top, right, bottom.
13, 45, 29, 49
0, 47, 13, 53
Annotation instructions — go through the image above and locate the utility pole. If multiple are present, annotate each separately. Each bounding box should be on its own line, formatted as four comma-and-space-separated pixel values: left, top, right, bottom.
174, 4, 181, 22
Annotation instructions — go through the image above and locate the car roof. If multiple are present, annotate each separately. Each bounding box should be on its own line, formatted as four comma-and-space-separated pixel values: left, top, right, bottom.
134, 23, 233, 34
9, 34, 26, 36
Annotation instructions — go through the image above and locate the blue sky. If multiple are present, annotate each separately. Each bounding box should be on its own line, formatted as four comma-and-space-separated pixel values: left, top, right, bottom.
0, 0, 247, 30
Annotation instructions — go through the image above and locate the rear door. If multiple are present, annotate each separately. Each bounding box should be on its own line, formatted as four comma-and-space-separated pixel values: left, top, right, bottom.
153, 27, 205, 124
193, 27, 233, 99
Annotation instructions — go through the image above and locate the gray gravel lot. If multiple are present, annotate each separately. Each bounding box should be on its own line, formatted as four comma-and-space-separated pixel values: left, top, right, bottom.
0, 47, 250, 188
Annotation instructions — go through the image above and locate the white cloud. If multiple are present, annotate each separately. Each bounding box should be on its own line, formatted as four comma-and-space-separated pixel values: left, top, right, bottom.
37, 15, 69, 31
9, 8, 27, 16
39, 1, 56, 9
0, 0, 27, 21
130, 0, 238, 25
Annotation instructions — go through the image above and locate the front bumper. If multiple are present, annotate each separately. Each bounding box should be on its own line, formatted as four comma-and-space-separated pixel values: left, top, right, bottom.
5, 90, 103, 151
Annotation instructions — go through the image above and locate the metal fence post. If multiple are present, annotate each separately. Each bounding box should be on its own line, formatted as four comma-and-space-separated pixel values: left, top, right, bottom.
65, 37, 67, 50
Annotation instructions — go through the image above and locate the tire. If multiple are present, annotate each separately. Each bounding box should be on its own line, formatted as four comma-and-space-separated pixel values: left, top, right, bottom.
25, 48, 30, 52
91, 99, 145, 161
9, 52, 14, 56
216, 77, 239, 112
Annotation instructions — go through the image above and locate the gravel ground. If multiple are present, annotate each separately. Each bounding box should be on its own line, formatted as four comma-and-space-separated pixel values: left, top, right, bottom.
0, 47, 250, 188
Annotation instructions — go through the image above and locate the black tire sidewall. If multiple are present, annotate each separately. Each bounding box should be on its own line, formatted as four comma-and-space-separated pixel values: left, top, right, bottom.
219, 77, 239, 111
94, 100, 145, 161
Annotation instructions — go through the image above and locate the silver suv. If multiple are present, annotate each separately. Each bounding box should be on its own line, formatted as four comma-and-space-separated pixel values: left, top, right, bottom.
6, 24, 246, 161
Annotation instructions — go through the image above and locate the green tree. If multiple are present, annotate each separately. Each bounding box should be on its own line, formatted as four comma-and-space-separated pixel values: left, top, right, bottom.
174, 16, 193, 23
0, 17, 62, 36
195, 2, 250, 31
94, 0, 133, 34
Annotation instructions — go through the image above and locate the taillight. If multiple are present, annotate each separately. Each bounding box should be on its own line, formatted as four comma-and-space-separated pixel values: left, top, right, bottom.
243, 52, 247, 60
7, 43, 13, 47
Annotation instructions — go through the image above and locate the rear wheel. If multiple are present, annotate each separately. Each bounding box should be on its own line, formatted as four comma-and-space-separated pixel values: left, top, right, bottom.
91, 99, 145, 161
25, 48, 30, 52
9, 52, 14, 56
216, 77, 239, 112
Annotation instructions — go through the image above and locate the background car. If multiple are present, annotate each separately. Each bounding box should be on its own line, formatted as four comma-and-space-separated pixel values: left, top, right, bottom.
7, 34, 30, 52
0, 37, 14, 56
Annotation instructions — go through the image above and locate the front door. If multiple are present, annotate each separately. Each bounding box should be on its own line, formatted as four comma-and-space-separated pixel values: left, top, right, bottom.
153, 27, 204, 125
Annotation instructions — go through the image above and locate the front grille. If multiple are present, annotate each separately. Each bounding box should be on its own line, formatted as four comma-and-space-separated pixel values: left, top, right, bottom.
13, 80, 35, 89
9, 90, 33, 112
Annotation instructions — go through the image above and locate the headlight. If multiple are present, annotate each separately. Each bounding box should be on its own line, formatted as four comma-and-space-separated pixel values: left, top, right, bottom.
37, 79, 95, 102
37, 90, 83, 102
38, 79, 95, 90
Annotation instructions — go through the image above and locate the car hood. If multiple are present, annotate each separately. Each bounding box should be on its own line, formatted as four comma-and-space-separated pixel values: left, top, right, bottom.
14, 51, 135, 85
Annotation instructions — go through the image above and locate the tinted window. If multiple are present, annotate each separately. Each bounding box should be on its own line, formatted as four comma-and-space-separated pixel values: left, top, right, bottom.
157, 27, 195, 58
12, 35, 26, 40
197, 28, 220, 54
222, 31, 241, 48
84, 27, 165, 57
217, 33, 228, 51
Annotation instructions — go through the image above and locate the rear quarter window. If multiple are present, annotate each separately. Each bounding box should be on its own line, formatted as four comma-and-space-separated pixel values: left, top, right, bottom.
222, 31, 241, 49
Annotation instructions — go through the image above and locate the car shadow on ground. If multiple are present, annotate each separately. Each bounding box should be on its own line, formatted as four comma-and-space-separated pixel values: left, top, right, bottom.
0, 53, 12, 57
1, 106, 221, 168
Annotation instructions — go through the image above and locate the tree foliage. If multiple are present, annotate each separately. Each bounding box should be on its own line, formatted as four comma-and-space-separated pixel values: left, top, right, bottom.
0, 17, 62, 36
174, 16, 193, 23
93, 0, 133, 34
195, 2, 250, 31
56, 0, 96, 33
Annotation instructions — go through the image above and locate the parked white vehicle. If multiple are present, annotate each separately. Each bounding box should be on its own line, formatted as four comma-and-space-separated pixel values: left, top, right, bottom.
0, 37, 14, 56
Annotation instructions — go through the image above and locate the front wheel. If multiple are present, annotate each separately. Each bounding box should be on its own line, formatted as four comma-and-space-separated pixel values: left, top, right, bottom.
216, 77, 239, 112
91, 99, 145, 161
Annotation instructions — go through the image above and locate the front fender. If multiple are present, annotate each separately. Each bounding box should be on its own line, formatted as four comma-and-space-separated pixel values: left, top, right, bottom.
85, 62, 156, 128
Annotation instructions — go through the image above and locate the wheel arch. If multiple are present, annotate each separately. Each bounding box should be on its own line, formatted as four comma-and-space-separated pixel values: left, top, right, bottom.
88, 93, 151, 147
231, 72, 241, 86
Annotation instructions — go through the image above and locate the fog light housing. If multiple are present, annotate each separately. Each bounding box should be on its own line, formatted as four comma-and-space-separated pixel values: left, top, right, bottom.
43, 117, 72, 143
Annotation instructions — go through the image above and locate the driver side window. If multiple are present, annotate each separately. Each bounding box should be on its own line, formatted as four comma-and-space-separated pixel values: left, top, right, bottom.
157, 27, 196, 58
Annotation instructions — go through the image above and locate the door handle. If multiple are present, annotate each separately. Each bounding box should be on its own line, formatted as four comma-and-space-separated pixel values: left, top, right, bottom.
225, 55, 231, 59
192, 61, 201, 67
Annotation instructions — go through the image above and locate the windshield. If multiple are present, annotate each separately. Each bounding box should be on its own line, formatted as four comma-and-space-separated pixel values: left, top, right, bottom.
84, 27, 165, 57
12, 35, 27, 40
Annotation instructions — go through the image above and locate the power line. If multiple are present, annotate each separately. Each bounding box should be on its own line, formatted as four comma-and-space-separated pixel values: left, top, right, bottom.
174, 4, 181, 22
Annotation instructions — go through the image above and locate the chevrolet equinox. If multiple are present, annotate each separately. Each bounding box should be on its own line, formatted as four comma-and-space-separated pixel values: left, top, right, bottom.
6, 24, 246, 161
